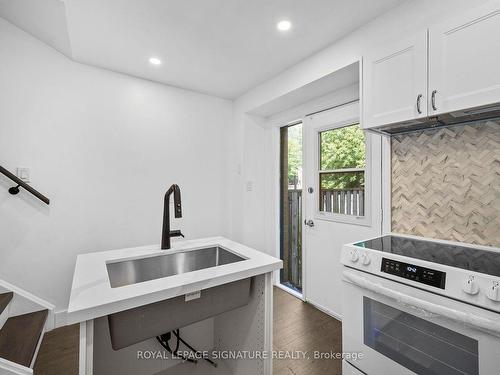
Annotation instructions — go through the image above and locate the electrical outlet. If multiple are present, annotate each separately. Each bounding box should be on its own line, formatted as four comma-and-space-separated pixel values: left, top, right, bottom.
16, 167, 30, 183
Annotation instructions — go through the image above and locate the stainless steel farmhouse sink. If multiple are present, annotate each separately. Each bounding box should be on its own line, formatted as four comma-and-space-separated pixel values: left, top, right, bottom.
106, 246, 246, 288
106, 246, 252, 350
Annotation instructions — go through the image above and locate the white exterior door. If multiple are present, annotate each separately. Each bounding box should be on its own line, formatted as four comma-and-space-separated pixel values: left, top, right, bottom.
429, 1, 500, 116
303, 102, 382, 318
363, 31, 428, 129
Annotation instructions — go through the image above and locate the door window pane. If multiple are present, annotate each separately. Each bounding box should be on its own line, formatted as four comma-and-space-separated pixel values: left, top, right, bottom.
364, 297, 479, 375
319, 124, 365, 216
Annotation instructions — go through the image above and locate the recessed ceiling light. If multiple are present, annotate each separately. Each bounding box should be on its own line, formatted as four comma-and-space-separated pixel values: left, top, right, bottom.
277, 20, 292, 31
149, 57, 162, 65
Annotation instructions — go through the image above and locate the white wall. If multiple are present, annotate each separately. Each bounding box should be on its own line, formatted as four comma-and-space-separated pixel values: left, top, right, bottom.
229, 0, 491, 256
0, 18, 233, 314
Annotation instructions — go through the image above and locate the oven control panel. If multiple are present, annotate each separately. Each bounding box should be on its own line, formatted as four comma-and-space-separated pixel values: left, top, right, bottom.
381, 258, 446, 289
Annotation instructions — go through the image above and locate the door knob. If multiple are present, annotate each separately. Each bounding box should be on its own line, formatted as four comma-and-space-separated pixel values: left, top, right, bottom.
304, 219, 314, 227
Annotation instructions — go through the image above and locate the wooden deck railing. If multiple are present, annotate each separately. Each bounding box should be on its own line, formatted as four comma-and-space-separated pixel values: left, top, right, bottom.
319, 188, 364, 216
285, 189, 302, 289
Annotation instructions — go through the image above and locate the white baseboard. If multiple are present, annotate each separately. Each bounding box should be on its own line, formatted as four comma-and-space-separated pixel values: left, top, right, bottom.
306, 300, 343, 322
55, 309, 69, 328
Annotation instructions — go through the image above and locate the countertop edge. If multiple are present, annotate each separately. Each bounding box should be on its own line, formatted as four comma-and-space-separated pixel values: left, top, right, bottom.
66, 259, 281, 324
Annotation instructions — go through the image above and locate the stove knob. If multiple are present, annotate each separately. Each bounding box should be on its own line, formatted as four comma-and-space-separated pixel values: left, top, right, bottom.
361, 254, 371, 266
462, 276, 479, 295
486, 281, 500, 302
350, 250, 359, 263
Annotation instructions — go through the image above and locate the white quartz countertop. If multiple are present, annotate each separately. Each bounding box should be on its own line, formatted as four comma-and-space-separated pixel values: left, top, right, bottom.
67, 237, 282, 324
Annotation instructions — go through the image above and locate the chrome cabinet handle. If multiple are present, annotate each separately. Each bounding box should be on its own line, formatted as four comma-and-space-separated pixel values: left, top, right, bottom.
416, 94, 423, 114
304, 220, 314, 227
431, 90, 437, 111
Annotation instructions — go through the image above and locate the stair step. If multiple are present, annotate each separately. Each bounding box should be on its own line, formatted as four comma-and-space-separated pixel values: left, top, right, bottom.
0, 309, 48, 368
0, 292, 13, 315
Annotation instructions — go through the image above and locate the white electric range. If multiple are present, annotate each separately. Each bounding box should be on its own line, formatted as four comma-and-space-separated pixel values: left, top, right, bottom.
340, 234, 500, 375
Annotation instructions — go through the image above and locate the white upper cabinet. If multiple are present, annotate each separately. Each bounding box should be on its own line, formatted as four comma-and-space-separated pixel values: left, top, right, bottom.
363, 1, 500, 130
429, 2, 500, 115
363, 31, 428, 129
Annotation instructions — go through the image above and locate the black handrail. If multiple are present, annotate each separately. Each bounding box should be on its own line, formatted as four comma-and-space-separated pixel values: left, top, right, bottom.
0, 165, 50, 205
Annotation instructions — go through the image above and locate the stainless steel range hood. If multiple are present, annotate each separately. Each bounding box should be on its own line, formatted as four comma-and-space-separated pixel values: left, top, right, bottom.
366, 102, 500, 136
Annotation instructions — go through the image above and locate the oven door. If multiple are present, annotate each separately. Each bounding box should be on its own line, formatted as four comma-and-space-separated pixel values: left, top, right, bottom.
342, 268, 500, 375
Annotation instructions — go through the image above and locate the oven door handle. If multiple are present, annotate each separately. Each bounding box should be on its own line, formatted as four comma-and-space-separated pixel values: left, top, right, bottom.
343, 269, 500, 337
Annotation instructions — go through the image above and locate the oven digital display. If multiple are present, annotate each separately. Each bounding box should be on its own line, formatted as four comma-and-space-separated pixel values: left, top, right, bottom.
381, 258, 446, 289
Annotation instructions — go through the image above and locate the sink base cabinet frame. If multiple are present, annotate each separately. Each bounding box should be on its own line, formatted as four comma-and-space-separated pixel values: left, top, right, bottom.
213, 272, 273, 375
78, 272, 274, 375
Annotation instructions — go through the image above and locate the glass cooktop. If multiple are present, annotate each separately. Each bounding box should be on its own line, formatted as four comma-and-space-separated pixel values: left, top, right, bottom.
354, 235, 500, 277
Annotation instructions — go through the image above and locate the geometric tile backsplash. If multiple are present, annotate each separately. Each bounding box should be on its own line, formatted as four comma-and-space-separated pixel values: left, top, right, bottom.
392, 120, 500, 247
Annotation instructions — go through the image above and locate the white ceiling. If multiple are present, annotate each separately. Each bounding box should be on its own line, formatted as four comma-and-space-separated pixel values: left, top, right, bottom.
0, 0, 405, 99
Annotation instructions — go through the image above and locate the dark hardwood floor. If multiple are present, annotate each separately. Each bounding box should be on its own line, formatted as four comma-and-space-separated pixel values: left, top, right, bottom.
273, 287, 342, 375
33, 288, 342, 375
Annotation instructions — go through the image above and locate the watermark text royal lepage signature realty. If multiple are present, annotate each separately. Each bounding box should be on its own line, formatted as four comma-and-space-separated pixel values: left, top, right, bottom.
137, 350, 364, 361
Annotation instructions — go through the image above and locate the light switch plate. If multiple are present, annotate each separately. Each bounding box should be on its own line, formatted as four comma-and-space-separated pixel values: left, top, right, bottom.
16, 167, 30, 183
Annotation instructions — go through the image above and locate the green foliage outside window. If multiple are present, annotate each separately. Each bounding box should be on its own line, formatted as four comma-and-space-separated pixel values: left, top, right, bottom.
320, 124, 366, 190
287, 124, 302, 186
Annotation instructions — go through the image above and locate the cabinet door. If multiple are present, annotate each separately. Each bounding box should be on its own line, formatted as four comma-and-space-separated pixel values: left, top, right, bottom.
429, 2, 500, 115
363, 31, 428, 129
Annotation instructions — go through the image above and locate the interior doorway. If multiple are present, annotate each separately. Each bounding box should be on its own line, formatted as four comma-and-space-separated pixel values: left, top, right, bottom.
279, 122, 303, 294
